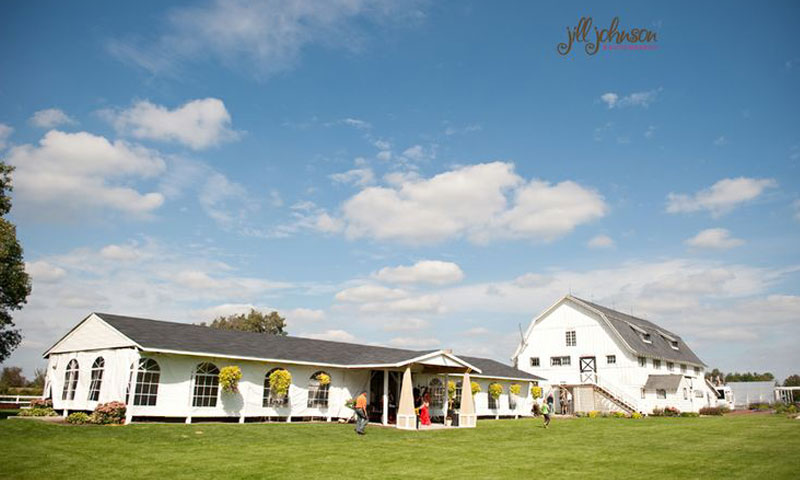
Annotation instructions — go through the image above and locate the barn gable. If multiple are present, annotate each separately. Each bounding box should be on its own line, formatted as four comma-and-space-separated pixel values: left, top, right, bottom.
44, 313, 138, 356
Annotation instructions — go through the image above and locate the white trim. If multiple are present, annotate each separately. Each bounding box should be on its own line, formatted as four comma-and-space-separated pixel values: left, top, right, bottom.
43, 313, 143, 357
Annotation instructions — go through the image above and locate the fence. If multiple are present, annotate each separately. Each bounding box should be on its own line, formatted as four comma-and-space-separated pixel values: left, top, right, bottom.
0, 395, 41, 409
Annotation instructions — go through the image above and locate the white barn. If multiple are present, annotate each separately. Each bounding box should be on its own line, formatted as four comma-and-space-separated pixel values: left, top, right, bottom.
43, 313, 542, 428
512, 295, 718, 414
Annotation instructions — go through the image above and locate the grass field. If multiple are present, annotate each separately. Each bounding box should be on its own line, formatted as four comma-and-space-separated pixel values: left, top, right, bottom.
1, 414, 798, 479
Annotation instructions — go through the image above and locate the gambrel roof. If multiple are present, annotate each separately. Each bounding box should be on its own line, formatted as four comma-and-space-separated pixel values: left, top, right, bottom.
45, 312, 542, 382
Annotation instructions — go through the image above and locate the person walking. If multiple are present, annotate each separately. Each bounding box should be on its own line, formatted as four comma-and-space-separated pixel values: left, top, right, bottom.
541, 400, 551, 428
354, 390, 368, 435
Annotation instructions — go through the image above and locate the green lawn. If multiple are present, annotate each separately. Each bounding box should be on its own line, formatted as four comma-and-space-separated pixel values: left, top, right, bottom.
1, 415, 798, 479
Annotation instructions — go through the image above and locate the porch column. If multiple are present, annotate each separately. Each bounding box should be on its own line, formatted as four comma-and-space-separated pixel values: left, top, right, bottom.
443, 374, 449, 424
458, 370, 477, 428
382, 369, 389, 425
396, 366, 416, 430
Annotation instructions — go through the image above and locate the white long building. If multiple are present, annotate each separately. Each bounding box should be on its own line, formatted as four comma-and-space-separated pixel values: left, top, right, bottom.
43, 312, 542, 427
512, 295, 719, 414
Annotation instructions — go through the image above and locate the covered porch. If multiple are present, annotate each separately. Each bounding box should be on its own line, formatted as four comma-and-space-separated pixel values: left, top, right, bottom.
364, 350, 479, 429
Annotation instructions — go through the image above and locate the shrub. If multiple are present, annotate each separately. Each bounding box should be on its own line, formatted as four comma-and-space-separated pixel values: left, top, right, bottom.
575, 411, 587, 417
488, 383, 503, 400
749, 402, 771, 411
471, 381, 481, 395
664, 406, 681, 417
699, 406, 729, 416
651, 407, 664, 417
29, 398, 52, 409
588, 410, 598, 418
18, 407, 57, 417
219, 366, 243, 393
775, 403, 798, 415
269, 369, 292, 399
612, 411, 627, 418
631, 412, 643, 419
316, 373, 331, 386
531, 386, 542, 399
680, 412, 699, 417
90, 401, 126, 425
509, 384, 521, 396
67, 412, 90, 424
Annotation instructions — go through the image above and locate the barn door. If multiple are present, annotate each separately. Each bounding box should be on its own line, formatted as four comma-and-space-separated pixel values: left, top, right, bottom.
580, 357, 597, 383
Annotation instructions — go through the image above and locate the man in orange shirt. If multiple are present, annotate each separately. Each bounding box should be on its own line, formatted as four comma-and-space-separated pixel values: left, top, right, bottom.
354, 390, 368, 435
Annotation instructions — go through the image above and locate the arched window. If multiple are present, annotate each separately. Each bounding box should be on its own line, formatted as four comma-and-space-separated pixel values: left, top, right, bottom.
488, 382, 501, 410
307, 371, 331, 408
88, 357, 105, 401
62, 359, 79, 400
193, 362, 220, 407
263, 368, 290, 408
133, 358, 160, 406
429, 378, 445, 408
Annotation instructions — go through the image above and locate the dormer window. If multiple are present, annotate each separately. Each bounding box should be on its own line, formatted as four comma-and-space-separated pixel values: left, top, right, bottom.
669, 340, 679, 350
642, 333, 652, 343
630, 324, 652, 343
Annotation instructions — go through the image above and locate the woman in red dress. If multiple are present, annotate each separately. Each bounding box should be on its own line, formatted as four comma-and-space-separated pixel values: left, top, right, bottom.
420, 390, 432, 426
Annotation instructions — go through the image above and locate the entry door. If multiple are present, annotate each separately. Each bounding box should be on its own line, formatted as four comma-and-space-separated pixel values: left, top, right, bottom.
579, 357, 597, 383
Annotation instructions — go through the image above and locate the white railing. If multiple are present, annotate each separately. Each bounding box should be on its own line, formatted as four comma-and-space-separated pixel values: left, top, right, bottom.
591, 375, 641, 412
0, 395, 41, 408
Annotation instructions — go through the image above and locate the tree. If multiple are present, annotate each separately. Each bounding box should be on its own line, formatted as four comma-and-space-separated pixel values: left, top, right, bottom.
724, 371, 775, 382
0, 366, 27, 390
784, 375, 800, 387
28, 368, 46, 389
205, 309, 287, 335
0, 162, 32, 362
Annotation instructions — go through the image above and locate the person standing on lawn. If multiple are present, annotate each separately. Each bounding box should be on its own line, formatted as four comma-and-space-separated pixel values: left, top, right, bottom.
354, 390, 368, 435
541, 401, 551, 428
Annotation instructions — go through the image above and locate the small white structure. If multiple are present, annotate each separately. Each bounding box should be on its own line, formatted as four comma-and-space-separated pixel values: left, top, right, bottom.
512, 295, 718, 414
43, 313, 541, 427
727, 381, 776, 409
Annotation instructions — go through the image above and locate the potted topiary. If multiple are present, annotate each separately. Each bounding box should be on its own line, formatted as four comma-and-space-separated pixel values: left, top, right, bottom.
219, 366, 243, 393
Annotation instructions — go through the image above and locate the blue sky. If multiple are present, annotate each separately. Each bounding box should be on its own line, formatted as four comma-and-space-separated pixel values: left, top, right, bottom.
1, 1, 799, 379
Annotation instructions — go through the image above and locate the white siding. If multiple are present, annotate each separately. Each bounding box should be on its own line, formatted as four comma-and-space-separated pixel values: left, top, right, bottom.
48, 314, 136, 354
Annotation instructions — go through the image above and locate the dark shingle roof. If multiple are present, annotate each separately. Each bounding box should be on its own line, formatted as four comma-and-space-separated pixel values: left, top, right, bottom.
570, 296, 705, 366
644, 374, 683, 392
458, 355, 543, 381
96, 313, 435, 367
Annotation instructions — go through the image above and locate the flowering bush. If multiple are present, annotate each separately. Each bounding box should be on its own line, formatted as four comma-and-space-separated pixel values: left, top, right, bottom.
664, 406, 681, 417
90, 401, 126, 425
219, 366, 243, 393
612, 411, 627, 418
269, 369, 292, 399
588, 410, 599, 418
316, 373, 331, 385
29, 398, 53, 409
470, 381, 481, 395
67, 412, 90, 424
509, 384, 521, 396
344, 398, 356, 410
531, 386, 542, 399
18, 406, 57, 417
488, 383, 503, 400
699, 406, 729, 416
631, 412, 643, 419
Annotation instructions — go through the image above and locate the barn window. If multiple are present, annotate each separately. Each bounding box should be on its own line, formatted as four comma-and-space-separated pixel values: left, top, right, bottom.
669, 340, 680, 350
62, 359, 79, 400
638, 357, 647, 367
606, 355, 616, 365
565, 330, 576, 347
656, 389, 667, 399
694, 367, 701, 375
530, 357, 540, 367
640, 388, 646, 399
641, 333, 652, 343
667, 362, 674, 371
307, 371, 331, 408
694, 390, 704, 398
429, 378, 445, 408
681, 364, 687, 373
133, 358, 160, 406
263, 368, 290, 407
87, 357, 105, 401
653, 359, 661, 370
683, 388, 688, 400
192, 362, 220, 407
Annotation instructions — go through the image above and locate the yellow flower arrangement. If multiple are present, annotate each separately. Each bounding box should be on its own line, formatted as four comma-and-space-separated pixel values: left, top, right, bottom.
316, 372, 331, 385
219, 366, 243, 393
470, 381, 481, 395
509, 383, 521, 396
488, 383, 503, 400
269, 369, 292, 398
531, 385, 543, 399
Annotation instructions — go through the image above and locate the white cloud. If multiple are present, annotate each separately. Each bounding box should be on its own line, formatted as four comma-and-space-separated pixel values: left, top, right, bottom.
100, 244, 144, 261
109, 0, 421, 78
666, 177, 777, 217
30, 108, 77, 128
374, 260, 464, 285
387, 336, 440, 349
383, 317, 428, 332
285, 308, 325, 323
464, 327, 490, 336
7, 130, 165, 219
339, 118, 371, 130
339, 162, 607, 244
365, 294, 443, 313
102, 98, 238, 150
644, 125, 656, 139
330, 167, 375, 186
686, 228, 744, 249
0, 123, 12, 149
304, 329, 356, 343
587, 234, 614, 249
198, 172, 255, 227
26, 261, 66, 284
600, 88, 661, 108
713, 136, 728, 147
513, 273, 553, 288
401, 144, 434, 162
335, 284, 408, 303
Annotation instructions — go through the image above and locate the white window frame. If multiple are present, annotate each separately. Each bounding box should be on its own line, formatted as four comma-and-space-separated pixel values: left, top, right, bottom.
62, 359, 79, 401
192, 362, 220, 408
656, 389, 667, 399
307, 371, 331, 408
133, 358, 160, 406
487, 383, 500, 410
667, 362, 674, 371
653, 359, 662, 370
264, 368, 290, 408
87, 357, 104, 402
565, 330, 577, 347
638, 357, 647, 368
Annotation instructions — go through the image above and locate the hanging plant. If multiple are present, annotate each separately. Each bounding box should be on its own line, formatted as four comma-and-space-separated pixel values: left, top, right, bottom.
219, 366, 242, 393
269, 369, 292, 398
488, 383, 503, 400
447, 380, 457, 402
531, 385, 543, 399
316, 372, 331, 385
471, 381, 481, 395
509, 384, 521, 396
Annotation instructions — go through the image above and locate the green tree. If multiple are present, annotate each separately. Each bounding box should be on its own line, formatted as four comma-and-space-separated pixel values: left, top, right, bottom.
205, 309, 287, 335
0, 366, 27, 391
28, 368, 46, 389
784, 375, 800, 387
0, 162, 32, 362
